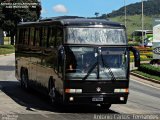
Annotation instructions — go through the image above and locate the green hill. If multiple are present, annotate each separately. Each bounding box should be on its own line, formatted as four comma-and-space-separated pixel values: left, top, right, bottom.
110, 15, 153, 37
99, 0, 160, 37
107, 0, 160, 17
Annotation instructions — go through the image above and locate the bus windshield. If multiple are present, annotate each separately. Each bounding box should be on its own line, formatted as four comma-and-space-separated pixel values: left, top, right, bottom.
65, 47, 128, 80
66, 28, 127, 45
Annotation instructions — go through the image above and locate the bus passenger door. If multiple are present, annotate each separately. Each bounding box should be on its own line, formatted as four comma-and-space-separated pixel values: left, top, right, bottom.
55, 47, 64, 95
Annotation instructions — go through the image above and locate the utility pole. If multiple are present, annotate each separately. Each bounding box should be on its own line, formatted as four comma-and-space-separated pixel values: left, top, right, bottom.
142, 0, 144, 47
124, 0, 127, 27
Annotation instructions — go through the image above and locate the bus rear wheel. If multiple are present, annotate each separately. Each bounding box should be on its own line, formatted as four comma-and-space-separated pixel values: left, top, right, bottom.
21, 69, 29, 90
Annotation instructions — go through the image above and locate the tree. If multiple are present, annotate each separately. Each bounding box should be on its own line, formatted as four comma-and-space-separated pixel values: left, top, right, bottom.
0, 0, 41, 45
94, 12, 99, 17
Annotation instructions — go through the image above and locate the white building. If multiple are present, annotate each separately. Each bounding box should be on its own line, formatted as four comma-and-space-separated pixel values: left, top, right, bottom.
153, 24, 160, 59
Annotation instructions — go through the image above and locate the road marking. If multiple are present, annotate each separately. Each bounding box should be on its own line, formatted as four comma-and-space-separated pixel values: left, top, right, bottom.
131, 78, 160, 90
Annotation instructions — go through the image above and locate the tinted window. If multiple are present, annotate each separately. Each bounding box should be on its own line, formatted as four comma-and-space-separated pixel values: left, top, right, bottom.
48, 26, 63, 48
41, 27, 48, 47
66, 28, 126, 45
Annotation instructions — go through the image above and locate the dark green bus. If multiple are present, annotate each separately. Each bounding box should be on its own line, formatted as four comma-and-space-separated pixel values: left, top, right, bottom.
15, 16, 140, 109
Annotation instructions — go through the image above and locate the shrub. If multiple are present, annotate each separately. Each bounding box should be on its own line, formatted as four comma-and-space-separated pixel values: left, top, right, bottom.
140, 55, 147, 59
141, 53, 153, 58
138, 63, 160, 77
134, 46, 152, 52
130, 46, 153, 61
0, 45, 15, 55
128, 42, 139, 46
0, 45, 14, 49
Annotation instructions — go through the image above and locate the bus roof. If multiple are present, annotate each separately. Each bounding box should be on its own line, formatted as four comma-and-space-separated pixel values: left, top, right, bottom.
18, 16, 125, 28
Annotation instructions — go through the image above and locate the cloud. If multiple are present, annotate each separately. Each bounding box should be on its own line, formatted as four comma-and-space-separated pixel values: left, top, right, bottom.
53, 4, 68, 13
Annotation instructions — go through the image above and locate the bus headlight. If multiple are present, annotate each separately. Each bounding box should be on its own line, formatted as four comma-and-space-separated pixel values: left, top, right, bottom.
65, 89, 82, 93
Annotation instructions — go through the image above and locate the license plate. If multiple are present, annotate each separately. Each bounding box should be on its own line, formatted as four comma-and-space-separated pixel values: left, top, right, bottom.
92, 97, 103, 102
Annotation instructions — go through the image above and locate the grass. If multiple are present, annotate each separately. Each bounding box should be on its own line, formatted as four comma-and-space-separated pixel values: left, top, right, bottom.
0, 45, 15, 55
110, 15, 153, 36
132, 70, 160, 81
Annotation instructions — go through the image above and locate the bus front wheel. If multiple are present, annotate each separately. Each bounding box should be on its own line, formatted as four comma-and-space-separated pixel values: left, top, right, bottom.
48, 79, 58, 105
101, 104, 111, 110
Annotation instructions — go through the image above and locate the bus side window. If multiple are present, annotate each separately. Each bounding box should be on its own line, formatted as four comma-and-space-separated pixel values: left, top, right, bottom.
35, 27, 40, 46
18, 29, 23, 44
56, 27, 63, 47
49, 27, 56, 48
16, 29, 19, 44
21, 28, 27, 45
24, 28, 29, 45
30, 28, 34, 46
46, 27, 50, 48
42, 27, 48, 47
28, 28, 30, 45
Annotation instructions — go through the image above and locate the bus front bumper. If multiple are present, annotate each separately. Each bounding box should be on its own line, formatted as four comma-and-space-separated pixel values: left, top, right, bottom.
64, 93, 129, 105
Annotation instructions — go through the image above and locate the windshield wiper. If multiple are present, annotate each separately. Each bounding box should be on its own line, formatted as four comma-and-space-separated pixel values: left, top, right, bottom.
82, 61, 98, 81
101, 54, 116, 81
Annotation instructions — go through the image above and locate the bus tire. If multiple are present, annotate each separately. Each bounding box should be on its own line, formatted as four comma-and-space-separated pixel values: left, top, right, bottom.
101, 104, 111, 110
48, 78, 58, 105
20, 69, 29, 90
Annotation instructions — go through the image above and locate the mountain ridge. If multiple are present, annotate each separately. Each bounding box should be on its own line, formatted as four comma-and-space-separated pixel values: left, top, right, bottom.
99, 0, 160, 36
99, 0, 160, 18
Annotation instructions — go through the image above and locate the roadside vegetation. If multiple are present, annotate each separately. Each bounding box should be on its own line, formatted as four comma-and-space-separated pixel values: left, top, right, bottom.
138, 63, 160, 77
0, 44, 15, 55
130, 46, 153, 62
132, 70, 160, 81
130, 46, 160, 81
0, 37, 15, 55
132, 63, 160, 81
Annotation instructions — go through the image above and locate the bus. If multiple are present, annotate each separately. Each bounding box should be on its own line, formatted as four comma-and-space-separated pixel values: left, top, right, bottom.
15, 16, 140, 109
132, 30, 153, 47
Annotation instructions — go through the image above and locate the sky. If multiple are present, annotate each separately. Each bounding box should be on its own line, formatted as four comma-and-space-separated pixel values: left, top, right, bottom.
40, 0, 141, 18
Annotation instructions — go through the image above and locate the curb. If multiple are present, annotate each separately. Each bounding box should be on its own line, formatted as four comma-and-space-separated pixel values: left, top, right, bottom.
0, 53, 15, 57
131, 72, 160, 84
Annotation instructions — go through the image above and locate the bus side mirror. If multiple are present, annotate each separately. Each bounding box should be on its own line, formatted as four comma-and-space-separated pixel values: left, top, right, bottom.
129, 47, 140, 67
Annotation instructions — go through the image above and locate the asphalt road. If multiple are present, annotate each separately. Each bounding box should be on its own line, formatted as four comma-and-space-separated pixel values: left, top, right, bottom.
0, 54, 160, 120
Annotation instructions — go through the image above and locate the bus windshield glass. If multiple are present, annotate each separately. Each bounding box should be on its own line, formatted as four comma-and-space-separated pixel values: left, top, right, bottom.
66, 28, 127, 45
65, 47, 128, 80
